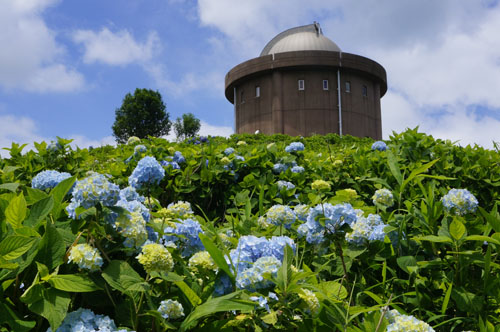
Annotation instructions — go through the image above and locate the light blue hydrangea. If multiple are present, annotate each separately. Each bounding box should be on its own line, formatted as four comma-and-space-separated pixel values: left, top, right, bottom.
116, 198, 150, 222
162, 218, 205, 257
166, 201, 194, 219
291, 165, 305, 173
158, 299, 184, 320
173, 151, 185, 163
346, 214, 387, 245
273, 160, 297, 174
372, 188, 394, 207
285, 142, 305, 153
371, 141, 387, 151
265, 205, 296, 228
385, 309, 435, 332
214, 272, 233, 296
277, 180, 295, 191
297, 219, 325, 244
236, 256, 281, 291
249, 295, 270, 312
114, 211, 148, 248
66, 172, 120, 218
32, 170, 72, 190
294, 204, 310, 222
441, 188, 478, 215
128, 156, 165, 190
134, 144, 146, 154
46, 308, 129, 332
224, 147, 235, 155
119, 186, 145, 202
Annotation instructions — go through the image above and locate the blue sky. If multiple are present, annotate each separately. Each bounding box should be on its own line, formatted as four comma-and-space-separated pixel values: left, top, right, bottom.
1, 0, 500, 155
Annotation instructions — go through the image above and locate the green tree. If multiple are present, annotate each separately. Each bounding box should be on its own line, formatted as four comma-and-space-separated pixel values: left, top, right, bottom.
112, 88, 171, 144
173, 113, 201, 141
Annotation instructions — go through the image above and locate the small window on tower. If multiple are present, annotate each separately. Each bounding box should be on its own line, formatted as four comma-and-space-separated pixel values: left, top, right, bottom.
298, 79, 305, 90
345, 81, 351, 93
323, 80, 329, 90
255, 86, 260, 97
362, 85, 368, 97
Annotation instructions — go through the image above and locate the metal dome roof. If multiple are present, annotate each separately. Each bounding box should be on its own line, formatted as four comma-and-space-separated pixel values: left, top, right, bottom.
260, 22, 341, 56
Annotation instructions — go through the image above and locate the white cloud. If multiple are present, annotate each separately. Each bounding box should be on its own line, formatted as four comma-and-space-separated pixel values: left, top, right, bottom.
163, 120, 233, 141
69, 135, 116, 150
0, 0, 84, 92
73, 28, 160, 66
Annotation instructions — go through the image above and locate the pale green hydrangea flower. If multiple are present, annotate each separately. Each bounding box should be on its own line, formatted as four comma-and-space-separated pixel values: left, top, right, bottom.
188, 251, 217, 273
115, 211, 148, 248
372, 188, 394, 207
136, 242, 174, 273
385, 309, 435, 332
68, 244, 103, 272
158, 299, 184, 319
311, 180, 331, 191
299, 289, 320, 315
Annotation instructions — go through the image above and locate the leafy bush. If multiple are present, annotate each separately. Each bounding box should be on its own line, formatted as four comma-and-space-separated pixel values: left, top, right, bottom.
0, 128, 499, 331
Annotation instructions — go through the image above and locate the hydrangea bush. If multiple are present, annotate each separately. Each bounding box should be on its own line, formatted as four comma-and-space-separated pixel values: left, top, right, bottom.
0, 129, 498, 331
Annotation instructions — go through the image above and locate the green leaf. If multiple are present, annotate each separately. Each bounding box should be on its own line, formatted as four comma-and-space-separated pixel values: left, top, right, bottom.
28, 287, 70, 331
400, 159, 439, 193
479, 206, 500, 233
0, 257, 18, 269
24, 196, 54, 227
5, 193, 27, 228
451, 287, 483, 313
261, 310, 278, 325
199, 233, 235, 283
50, 176, 76, 219
180, 292, 255, 331
0, 183, 20, 193
318, 281, 348, 301
386, 150, 403, 187
174, 280, 202, 306
464, 235, 500, 246
35, 222, 65, 270
0, 235, 37, 260
413, 235, 453, 243
441, 281, 453, 315
275, 244, 293, 293
396, 256, 418, 274
46, 274, 101, 292
0, 302, 36, 332
102, 260, 143, 295
449, 219, 466, 241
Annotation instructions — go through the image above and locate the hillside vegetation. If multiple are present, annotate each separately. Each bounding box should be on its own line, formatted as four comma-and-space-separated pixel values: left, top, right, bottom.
0, 128, 499, 331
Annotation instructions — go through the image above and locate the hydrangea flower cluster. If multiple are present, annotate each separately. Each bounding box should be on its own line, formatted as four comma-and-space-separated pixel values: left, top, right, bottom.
188, 251, 217, 273
372, 188, 395, 207
128, 156, 165, 190
66, 172, 120, 218
249, 295, 270, 312
161, 160, 180, 169
299, 289, 320, 315
158, 299, 184, 320
298, 203, 357, 244
371, 141, 387, 151
46, 308, 128, 332
311, 180, 331, 191
166, 201, 194, 219
162, 218, 205, 257
229, 235, 295, 277
47, 141, 63, 152
294, 204, 310, 222
32, 170, 72, 190
237, 140, 246, 146
136, 243, 173, 273
385, 309, 435, 332
265, 205, 296, 228
236, 256, 281, 291
441, 188, 478, 215
114, 211, 148, 248
273, 161, 297, 174
224, 147, 235, 155
277, 180, 295, 191
346, 214, 387, 245
291, 165, 305, 173
285, 142, 305, 153
119, 186, 145, 203
134, 145, 146, 154
68, 244, 103, 271
127, 136, 141, 145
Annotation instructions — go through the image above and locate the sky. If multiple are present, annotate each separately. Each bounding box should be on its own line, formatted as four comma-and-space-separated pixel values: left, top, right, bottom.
1, 0, 500, 156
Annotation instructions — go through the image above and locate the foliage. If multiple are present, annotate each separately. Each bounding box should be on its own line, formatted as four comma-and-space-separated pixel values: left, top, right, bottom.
112, 88, 171, 144
173, 113, 201, 141
0, 128, 499, 331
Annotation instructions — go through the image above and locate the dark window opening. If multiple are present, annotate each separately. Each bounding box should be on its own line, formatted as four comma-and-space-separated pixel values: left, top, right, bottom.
298, 79, 305, 90
323, 80, 329, 90
362, 85, 368, 97
345, 81, 351, 93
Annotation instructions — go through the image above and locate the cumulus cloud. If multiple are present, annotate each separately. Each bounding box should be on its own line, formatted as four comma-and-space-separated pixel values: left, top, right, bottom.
163, 120, 233, 141
0, 0, 84, 92
194, 0, 500, 147
73, 28, 160, 66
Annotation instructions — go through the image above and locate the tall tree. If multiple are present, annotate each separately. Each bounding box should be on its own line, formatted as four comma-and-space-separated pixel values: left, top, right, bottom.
173, 113, 201, 141
112, 88, 171, 144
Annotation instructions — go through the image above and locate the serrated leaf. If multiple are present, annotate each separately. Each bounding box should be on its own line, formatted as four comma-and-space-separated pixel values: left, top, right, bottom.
450, 219, 466, 241
28, 287, 70, 331
0, 236, 37, 260
5, 194, 27, 228
35, 222, 65, 270
0, 257, 18, 269
102, 260, 143, 295
318, 281, 348, 301
46, 274, 100, 292
24, 196, 54, 227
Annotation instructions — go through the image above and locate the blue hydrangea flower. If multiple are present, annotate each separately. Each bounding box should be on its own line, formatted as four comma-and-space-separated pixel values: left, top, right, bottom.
441, 188, 478, 215
291, 165, 305, 173
265, 205, 296, 228
114, 211, 148, 248
214, 272, 233, 296
236, 256, 281, 291
277, 180, 295, 191
116, 198, 150, 222
161, 160, 180, 169
32, 170, 71, 190
297, 219, 325, 244
285, 142, 305, 153
249, 295, 270, 312
346, 214, 387, 245
119, 186, 145, 202
224, 147, 235, 155
307, 203, 357, 233
66, 172, 120, 218
162, 218, 205, 257
134, 144, 147, 154
46, 308, 126, 332
371, 141, 387, 151
128, 156, 165, 189
294, 204, 310, 222
173, 151, 185, 164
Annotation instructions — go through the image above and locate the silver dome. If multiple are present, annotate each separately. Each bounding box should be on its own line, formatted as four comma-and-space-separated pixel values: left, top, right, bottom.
260, 22, 341, 56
